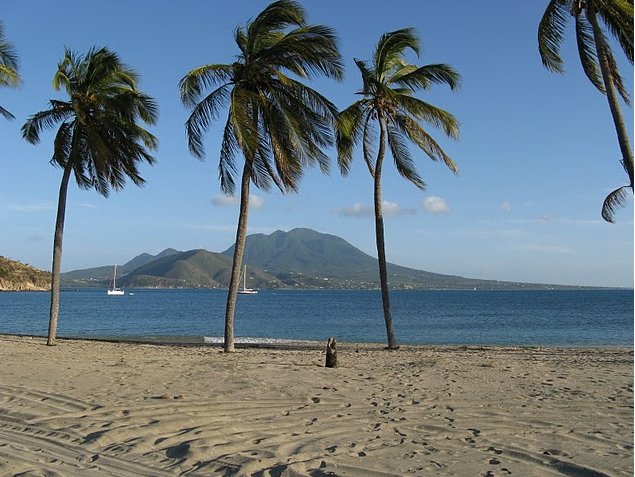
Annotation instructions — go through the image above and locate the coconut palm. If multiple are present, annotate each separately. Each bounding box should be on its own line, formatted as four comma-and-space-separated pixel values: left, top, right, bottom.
538, 0, 634, 222
22, 47, 158, 346
0, 21, 21, 119
337, 28, 461, 349
179, 0, 343, 352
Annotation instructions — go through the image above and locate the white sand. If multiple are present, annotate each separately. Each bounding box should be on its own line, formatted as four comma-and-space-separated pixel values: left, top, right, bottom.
0, 335, 632, 476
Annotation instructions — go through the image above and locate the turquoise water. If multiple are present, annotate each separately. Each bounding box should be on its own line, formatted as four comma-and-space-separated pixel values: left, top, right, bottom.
0, 289, 632, 346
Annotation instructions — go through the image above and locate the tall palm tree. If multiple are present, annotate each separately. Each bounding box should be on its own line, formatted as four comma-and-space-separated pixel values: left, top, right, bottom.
337, 28, 461, 349
538, 0, 634, 222
22, 47, 158, 346
0, 21, 21, 120
179, 0, 343, 353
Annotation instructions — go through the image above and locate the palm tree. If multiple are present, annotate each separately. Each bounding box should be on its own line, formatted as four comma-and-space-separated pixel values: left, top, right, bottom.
0, 21, 21, 119
337, 28, 461, 349
22, 47, 158, 346
538, 0, 634, 222
179, 0, 342, 353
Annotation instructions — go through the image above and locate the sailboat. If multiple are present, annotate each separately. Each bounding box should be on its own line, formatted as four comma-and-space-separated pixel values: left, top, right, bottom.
107, 265, 125, 296
237, 265, 258, 295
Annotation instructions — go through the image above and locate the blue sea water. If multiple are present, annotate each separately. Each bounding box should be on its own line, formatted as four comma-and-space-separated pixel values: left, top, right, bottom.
0, 289, 632, 346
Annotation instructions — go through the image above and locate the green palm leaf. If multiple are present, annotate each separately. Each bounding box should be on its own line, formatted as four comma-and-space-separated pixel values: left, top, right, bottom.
538, 0, 570, 73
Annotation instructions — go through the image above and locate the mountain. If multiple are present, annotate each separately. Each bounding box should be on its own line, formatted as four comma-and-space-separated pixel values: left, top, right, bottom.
62, 248, 181, 281
221, 228, 536, 289
119, 249, 282, 289
62, 228, 580, 290
0, 256, 50, 291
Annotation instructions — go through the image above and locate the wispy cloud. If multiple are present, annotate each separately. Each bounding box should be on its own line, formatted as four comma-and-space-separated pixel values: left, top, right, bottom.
422, 196, 450, 214
211, 194, 264, 208
512, 243, 573, 254
500, 201, 512, 212
335, 201, 416, 218
335, 202, 372, 217
5, 200, 55, 212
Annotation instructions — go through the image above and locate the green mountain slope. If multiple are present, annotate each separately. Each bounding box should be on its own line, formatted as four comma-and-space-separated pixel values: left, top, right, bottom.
119, 249, 282, 289
222, 228, 563, 290
62, 248, 181, 281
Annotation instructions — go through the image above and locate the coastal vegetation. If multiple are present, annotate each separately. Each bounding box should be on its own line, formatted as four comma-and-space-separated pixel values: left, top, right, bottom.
0, 256, 49, 291
538, 0, 634, 222
179, 0, 343, 352
336, 28, 461, 349
21, 48, 158, 345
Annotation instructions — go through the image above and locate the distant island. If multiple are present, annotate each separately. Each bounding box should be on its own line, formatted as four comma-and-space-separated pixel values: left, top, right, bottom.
0, 256, 50, 291
56, 228, 592, 291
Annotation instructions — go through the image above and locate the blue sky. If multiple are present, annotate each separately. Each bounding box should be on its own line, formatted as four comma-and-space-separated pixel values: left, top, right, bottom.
1, 1, 633, 287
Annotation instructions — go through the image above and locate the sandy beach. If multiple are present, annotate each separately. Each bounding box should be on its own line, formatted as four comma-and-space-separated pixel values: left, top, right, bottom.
0, 335, 632, 476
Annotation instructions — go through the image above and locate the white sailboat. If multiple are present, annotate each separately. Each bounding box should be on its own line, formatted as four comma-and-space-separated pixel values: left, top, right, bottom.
237, 265, 258, 295
107, 265, 125, 296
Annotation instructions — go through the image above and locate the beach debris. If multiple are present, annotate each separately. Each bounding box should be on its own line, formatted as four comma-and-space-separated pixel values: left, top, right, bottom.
325, 336, 337, 368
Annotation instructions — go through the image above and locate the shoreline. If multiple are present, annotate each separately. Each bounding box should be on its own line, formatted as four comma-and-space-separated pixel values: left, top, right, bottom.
0, 334, 632, 476
2, 332, 633, 351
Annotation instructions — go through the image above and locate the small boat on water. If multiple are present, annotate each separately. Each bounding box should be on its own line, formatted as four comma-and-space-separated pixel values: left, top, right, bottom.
107, 265, 125, 296
237, 265, 258, 295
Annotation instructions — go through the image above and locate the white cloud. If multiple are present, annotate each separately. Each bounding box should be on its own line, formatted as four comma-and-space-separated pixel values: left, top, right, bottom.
211, 194, 264, 208
335, 202, 373, 217
382, 201, 417, 216
335, 201, 416, 218
500, 201, 512, 212
422, 196, 450, 214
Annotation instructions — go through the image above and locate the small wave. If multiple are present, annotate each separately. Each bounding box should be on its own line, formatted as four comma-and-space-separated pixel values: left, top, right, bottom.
203, 336, 320, 345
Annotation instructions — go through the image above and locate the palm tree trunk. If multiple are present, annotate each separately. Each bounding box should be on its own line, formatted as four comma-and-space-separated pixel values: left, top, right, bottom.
374, 116, 398, 349
223, 161, 252, 353
47, 161, 73, 346
587, 3, 634, 189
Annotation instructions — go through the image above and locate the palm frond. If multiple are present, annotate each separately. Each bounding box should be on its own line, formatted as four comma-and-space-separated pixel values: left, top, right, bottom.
354, 59, 378, 95
374, 28, 419, 80
597, 0, 633, 63
362, 112, 378, 176
538, 0, 570, 73
386, 124, 425, 189
0, 22, 20, 87
394, 113, 458, 173
336, 100, 368, 175
260, 24, 343, 80
179, 64, 234, 107
218, 114, 240, 195
604, 45, 631, 104
184, 83, 232, 158
394, 94, 460, 139
601, 185, 631, 222
395, 63, 462, 92
0, 64, 20, 88
575, 14, 605, 92
247, 0, 306, 54
21, 101, 73, 144
0, 105, 14, 119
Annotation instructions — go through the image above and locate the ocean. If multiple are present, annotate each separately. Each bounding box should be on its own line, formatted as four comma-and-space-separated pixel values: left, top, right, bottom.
0, 289, 632, 346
